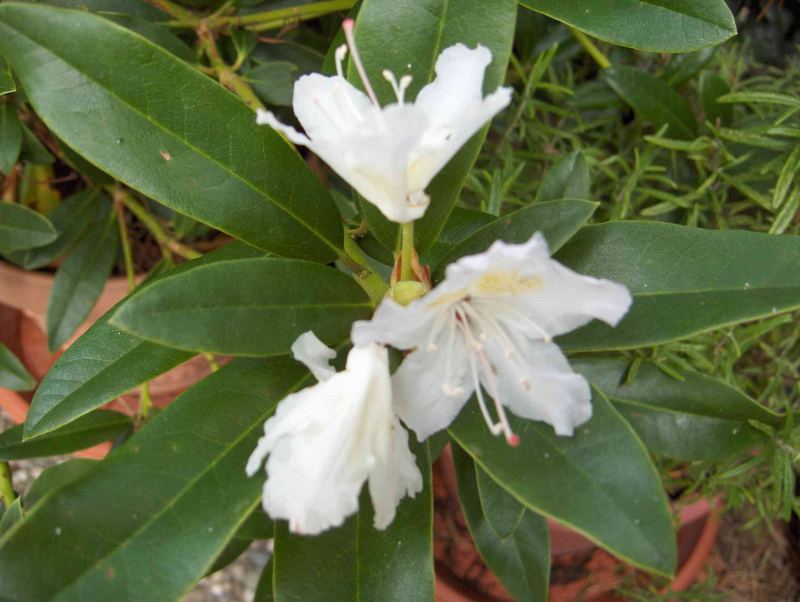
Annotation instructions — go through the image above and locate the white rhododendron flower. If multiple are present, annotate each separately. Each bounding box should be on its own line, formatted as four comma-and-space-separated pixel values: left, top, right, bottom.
352, 234, 632, 444
257, 19, 511, 223
246, 332, 422, 535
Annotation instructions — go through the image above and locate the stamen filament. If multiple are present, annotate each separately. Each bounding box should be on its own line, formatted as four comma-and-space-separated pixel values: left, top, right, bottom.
334, 44, 348, 78
342, 19, 380, 106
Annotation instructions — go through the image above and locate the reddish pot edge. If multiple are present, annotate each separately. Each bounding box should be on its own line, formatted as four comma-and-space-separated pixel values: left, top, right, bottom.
435, 446, 720, 601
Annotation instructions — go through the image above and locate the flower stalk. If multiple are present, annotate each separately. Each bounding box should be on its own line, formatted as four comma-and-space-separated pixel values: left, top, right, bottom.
400, 222, 415, 282
0, 462, 16, 509
570, 28, 611, 70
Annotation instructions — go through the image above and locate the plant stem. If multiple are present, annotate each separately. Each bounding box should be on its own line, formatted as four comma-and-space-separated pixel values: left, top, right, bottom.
400, 222, 415, 281
342, 234, 389, 304
117, 191, 201, 261
137, 383, 153, 425
145, 0, 193, 21
197, 22, 265, 111
570, 28, 611, 70
209, 0, 354, 29
0, 463, 16, 508
113, 192, 136, 292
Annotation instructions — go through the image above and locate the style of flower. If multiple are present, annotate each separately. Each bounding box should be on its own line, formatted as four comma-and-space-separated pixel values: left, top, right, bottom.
246, 332, 422, 535
352, 233, 632, 444
257, 19, 511, 223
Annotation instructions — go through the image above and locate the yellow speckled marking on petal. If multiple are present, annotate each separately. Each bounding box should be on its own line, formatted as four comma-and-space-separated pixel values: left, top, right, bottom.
471, 270, 542, 296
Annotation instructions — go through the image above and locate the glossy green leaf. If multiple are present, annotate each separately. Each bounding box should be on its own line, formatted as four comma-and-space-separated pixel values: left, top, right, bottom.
46, 199, 119, 351
605, 66, 697, 139
0, 343, 35, 391
0, 2, 344, 262
6, 188, 101, 270
0, 358, 307, 601
449, 390, 676, 576
518, 0, 736, 52
556, 222, 800, 351
574, 356, 781, 461
0, 410, 129, 460
534, 151, 591, 203
0, 102, 21, 174
25, 243, 262, 438
0, 201, 57, 254
420, 207, 496, 268
699, 71, 732, 126
433, 199, 597, 279
28, 0, 167, 21
103, 14, 195, 61
273, 443, 433, 602
247, 61, 297, 107
475, 460, 525, 539
453, 447, 549, 602
350, 0, 517, 252
23, 459, 96, 508
0, 499, 22, 538
110, 258, 373, 356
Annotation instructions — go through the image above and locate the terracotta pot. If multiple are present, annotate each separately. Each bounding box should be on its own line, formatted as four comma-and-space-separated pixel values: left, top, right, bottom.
0, 301, 212, 459
0, 259, 134, 347
434, 447, 721, 602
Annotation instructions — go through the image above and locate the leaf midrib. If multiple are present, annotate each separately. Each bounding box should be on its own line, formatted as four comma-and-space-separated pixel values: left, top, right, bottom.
0, 10, 341, 256
9, 369, 309, 599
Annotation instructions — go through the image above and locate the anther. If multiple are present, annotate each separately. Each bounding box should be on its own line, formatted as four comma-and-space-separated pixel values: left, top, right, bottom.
506, 433, 521, 447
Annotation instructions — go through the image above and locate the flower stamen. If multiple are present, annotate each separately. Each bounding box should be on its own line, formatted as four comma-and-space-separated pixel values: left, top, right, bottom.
382, 70, 413, 104
334, 44, 348, 78
342, 19, 380, 107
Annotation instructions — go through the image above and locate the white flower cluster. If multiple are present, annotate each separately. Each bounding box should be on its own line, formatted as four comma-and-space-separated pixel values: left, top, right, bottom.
249, 21, 632, 535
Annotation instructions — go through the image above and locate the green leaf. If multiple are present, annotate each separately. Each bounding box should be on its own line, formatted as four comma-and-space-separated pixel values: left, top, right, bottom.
46, 198, 119, 350
28, 0, 167, 21
663, 48, 714, 87
0, 343, 35, 391
0, 201, 57, 254
475, 460, 526, 539
699, 71, 732, 126
534, 151, 591, 203
433, 199, 597, 279
0, 65, 14, 96
453, 447, 549, 602
350, 0, 517, 252
247, 61, 297, 107
103, 14, 195, 62
0, 101, 21, 174
254, 557, 275, 602
0, 358, 307, 601
573, 356, 782, 461
518, 0, 736, 52
0, 498, 22, 538
605, 66, 697, 139
0, 2, 344, 262
0, 410, 130, 460
23, 459, 96, 508
420, 207, 496, 268
717, 91, 800, 110
556, 222, 800, 351
6, 188, 101, 270
110, 257, 373, 356
449, 389, 676, 576
273, 442, 433, 602
25, 242, 262, 438
19, 122, 54, 164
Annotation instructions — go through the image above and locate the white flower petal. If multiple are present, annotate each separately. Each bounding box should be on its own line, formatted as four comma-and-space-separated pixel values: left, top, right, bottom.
483, 334, 592, 436
291, 331, 337, 382
351, 296, 438, 350
292, 73, 374, 140
255, 109, 311, 146
368, 417, 423, 529
247, 344, 416, 535
393, 342, 473, 441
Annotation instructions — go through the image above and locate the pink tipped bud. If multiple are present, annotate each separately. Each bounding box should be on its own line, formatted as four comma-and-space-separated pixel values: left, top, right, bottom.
507, 433, 521, 447
342, 18, 355, 31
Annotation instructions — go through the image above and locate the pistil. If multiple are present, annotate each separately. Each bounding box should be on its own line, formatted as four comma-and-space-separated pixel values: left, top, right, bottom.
342, 18, 380, 106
